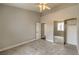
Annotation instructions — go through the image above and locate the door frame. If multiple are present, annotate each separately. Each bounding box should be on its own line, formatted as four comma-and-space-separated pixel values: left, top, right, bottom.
64, 18, 77, 44
41, 23, 46, 39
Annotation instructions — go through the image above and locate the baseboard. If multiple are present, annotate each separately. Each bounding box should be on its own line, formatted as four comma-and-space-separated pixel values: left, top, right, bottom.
76, 46, 79, 54
0, 39, 35, 52
46, 39, 53, 42
54, 36, 64, 39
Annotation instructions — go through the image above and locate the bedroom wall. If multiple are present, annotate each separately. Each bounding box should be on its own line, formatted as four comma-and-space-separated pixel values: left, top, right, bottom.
0, 4, 40, 49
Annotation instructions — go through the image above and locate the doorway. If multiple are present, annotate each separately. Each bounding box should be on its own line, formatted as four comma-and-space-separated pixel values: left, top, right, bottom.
54, 18, 77, 45
41, 23, 46, 40
35, 23, 47, 40
54, 21, 64, 44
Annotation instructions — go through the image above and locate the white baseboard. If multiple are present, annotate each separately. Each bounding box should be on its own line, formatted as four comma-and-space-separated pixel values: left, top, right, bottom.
0, 39, 35, 52
46, 39, 54, 43
54, 36, 64, 39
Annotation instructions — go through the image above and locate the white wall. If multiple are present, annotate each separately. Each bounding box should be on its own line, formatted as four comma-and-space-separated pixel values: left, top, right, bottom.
41, 4, 79, 48
0, 4, 40, 49
67, 24, 77, 45
66, 20, 77, 45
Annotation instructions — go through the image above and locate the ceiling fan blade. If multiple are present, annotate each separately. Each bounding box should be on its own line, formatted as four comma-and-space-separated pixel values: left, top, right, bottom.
45, 6, 51, 10
38, 5, 42, 12
43, 4, 46, 10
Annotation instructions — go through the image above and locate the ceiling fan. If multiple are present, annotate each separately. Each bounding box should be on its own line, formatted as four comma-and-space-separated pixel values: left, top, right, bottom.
37, 3, 51, 12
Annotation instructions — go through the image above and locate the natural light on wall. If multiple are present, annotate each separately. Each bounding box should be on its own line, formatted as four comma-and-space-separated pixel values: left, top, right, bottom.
57, 22, 64, 31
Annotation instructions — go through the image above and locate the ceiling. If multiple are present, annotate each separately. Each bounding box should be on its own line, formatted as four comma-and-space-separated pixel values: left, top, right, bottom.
3, 3, 78, 13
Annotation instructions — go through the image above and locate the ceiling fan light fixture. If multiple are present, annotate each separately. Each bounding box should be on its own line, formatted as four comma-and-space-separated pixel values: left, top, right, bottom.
38, 3, 51, 12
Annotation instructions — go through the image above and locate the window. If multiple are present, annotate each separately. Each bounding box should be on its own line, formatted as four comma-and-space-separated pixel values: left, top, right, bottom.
57, 22, 64, 31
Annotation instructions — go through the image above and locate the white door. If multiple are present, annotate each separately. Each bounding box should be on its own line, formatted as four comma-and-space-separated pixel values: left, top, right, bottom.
36, 23, 41, 40
67, 20, 77, 45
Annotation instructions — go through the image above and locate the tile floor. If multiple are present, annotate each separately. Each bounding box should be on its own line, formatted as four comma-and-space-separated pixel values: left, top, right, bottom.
0, 39, 78, 55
